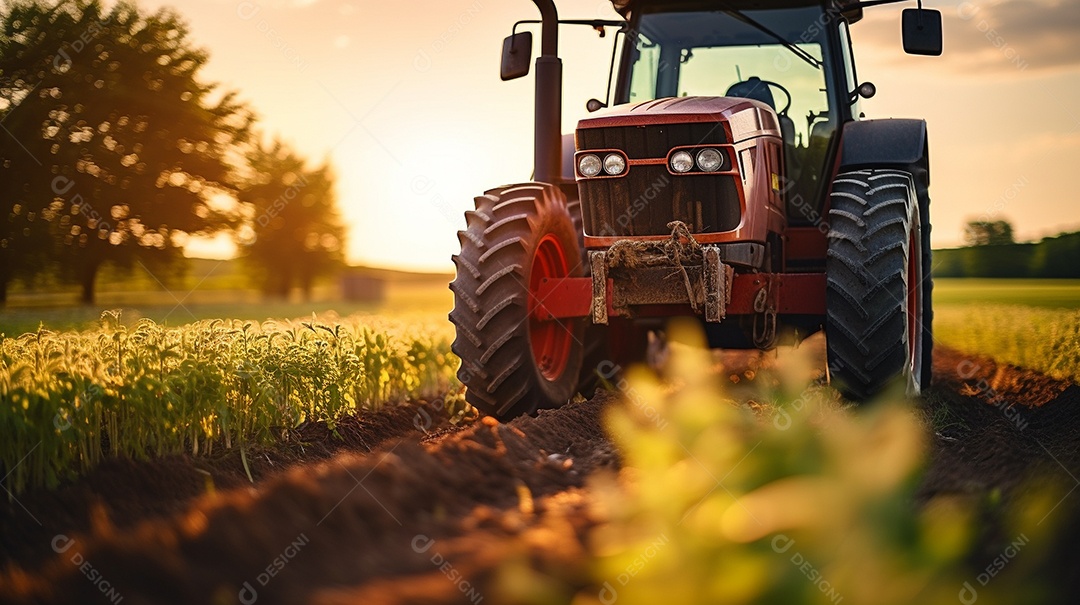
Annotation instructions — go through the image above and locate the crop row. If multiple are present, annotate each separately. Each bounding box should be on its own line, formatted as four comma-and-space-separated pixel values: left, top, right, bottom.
0, 311, 458, 494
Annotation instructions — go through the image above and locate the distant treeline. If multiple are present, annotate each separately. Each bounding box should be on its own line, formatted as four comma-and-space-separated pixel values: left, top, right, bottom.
933, 231, 1080, 278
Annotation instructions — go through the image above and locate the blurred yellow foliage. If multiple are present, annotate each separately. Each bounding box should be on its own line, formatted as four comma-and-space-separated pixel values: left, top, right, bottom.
576, 321, 1049, 605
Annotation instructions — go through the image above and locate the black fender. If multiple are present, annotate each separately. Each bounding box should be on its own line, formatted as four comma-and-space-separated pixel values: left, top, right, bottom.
839, 118, 929, 187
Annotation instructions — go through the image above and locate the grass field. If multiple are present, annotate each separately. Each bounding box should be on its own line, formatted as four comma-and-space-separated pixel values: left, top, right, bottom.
0, 281, 454, 336
932, 279, 1080, 383
0, 257, 454, 335
934, 305, 1080, 383
932, 278, 1080, 309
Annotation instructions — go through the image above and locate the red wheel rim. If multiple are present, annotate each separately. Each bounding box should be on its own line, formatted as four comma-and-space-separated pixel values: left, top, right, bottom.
906, 230, 922, 388
529, 234, 573, 381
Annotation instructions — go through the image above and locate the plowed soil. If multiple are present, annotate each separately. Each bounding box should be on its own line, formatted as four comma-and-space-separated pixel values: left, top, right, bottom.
2, 344, 1079, 604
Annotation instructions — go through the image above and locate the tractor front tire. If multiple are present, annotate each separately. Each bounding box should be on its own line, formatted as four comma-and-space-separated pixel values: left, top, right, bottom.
450, 183, 585, 420
825, 169, 931, 401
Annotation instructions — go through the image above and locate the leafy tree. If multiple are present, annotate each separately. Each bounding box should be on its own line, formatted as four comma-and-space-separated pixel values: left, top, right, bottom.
237, 139, 345, 299
0, 0, 253, 304
963, 219, 1014, 247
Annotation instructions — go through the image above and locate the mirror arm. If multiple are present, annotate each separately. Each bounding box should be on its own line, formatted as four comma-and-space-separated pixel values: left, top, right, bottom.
512, 19, 626, 37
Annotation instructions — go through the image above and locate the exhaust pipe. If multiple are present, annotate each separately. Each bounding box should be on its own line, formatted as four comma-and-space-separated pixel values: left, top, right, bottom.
532, 0, 562, 184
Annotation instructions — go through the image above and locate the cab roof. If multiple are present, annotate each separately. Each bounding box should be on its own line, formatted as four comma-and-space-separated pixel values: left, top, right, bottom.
611, 0, 863, 23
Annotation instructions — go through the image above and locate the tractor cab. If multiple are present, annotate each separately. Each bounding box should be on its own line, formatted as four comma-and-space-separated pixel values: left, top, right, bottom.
607, 2, 865, 230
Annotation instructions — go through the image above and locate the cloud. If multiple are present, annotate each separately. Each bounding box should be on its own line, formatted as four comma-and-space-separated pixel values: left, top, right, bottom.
854, 0, 1080, 74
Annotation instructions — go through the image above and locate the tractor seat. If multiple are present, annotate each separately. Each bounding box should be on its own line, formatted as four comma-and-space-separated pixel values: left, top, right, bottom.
727, 77, 794, 146
725, 77, 776, 111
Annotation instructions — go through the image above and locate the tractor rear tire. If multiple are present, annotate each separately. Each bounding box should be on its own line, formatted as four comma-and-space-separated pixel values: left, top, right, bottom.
825, 169, 931, 401
450, 183, 585, 419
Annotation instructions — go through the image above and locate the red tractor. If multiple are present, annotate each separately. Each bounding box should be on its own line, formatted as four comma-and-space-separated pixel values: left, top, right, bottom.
451, 0, 943, 419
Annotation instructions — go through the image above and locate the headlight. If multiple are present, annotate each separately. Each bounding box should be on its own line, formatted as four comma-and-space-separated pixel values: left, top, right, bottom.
696, 148, 724, 172
670, 151, 694, 173
578, 154, 602, 178
603, 153, 626, 176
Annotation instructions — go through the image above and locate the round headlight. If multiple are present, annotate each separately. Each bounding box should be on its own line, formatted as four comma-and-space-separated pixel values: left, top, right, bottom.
578, 154, 602, 178
696, 148, 724, 172
603, 153, 626, 176
670, 151, 694, 173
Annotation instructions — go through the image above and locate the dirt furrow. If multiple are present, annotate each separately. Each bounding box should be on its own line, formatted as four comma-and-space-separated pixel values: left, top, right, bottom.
0, 399, 450, 570
0, 394, 617, 605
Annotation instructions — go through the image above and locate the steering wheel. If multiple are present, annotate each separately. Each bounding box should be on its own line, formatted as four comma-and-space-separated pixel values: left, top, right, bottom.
757, 79, 792, 116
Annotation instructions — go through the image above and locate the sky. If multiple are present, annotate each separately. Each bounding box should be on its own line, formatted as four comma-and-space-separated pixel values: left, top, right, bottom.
132, 0, 1080, 272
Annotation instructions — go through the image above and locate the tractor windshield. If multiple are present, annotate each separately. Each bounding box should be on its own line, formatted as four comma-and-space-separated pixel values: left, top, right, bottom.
620, 5, 842, 214
623, 6, 836, 140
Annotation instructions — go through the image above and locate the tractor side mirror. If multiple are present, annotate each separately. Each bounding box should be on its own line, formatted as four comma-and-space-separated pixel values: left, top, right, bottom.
902, 8, 943, 56
500, 31, 533, 81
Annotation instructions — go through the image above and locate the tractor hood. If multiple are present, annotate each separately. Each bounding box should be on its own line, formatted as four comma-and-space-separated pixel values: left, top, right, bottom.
576, 96, 781, 144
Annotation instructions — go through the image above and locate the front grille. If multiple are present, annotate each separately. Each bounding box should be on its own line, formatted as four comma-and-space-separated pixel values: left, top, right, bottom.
578, 123, 729, 159
577, 124, 741, 237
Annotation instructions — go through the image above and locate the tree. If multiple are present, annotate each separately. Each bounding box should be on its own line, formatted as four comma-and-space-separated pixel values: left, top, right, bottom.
0, 0, 253, 304
963, 220, 1015, 247
237, 139, 345, 299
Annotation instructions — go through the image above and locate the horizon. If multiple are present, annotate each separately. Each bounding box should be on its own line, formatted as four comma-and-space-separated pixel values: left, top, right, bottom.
180, 221, 1080, 273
